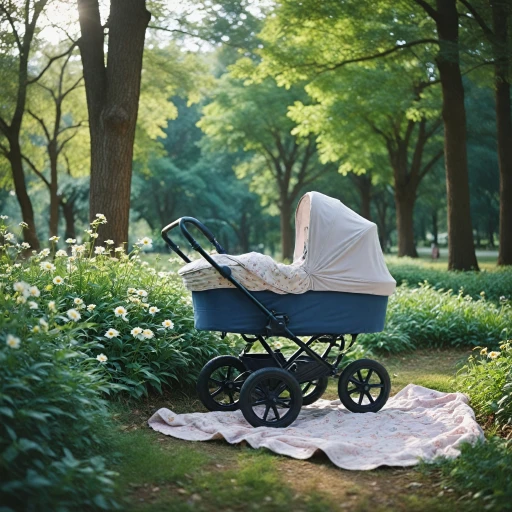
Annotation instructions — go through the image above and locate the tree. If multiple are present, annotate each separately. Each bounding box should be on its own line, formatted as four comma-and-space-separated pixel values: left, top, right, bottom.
457, 0, 512, 264
76, 0, 151, 246
257, 0, 479, 269
198, 72, 332, 260
0, 0, 61, 250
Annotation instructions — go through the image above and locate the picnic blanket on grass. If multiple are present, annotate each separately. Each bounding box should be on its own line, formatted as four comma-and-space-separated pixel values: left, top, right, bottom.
147, 384, 484, 470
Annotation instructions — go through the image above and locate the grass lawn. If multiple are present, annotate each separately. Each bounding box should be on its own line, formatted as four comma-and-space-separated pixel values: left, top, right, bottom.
110, 348, 473, 512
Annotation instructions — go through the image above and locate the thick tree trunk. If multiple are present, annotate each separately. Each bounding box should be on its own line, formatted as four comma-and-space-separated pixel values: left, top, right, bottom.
395, 189, 418, 257
9, 139, 40, 250
280, 198, 294, 261
435, 0, 478, 270
61, 199, 76, 241
492, 3, 512, 265
77, 0, 150, 246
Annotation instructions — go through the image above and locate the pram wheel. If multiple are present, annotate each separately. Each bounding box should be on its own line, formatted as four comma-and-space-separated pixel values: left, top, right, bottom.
301, 377, 329, 405
197, 356, 248, 411
338, 359, 390, 413
240, 368, 302, 428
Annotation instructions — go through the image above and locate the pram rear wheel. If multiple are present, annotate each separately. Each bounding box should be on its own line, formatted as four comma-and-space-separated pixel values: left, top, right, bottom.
338, 359, 390, 413
301, 376, 329, 405
240, 367, 302, 428
197, 356, 248, 411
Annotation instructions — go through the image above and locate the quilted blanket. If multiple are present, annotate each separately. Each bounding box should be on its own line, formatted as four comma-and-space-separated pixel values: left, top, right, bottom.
148, 384, 484, 470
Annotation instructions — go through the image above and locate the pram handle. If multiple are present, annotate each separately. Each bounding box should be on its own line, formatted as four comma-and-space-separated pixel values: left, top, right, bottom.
161, 216, 227, 264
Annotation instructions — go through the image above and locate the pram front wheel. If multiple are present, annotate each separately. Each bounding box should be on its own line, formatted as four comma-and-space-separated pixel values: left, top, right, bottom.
240, 367, 303, 428
338, 359, 390, 413
197, 356, 248, 411
301, 376, 329, 405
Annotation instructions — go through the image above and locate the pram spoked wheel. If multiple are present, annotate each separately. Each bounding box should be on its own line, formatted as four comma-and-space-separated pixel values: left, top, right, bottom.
239, 368, 303, 428
301, 377, 329, 406
338, 359, 390, 413
196, 356, 248, 411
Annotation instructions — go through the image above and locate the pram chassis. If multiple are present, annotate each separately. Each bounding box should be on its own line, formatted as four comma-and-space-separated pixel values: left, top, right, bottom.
162, 217, 391, 428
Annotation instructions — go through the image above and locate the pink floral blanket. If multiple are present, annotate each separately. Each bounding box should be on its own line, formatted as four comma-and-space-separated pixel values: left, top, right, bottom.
148, 384, 484, 470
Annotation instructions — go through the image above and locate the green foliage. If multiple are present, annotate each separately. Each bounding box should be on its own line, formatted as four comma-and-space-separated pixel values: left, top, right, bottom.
362, 284, 511, 353
430, 438, 512, 512
387, 258, 512, 302
0, 289, 118, 510
456, 342, 512, 430
0, 216, 230, 399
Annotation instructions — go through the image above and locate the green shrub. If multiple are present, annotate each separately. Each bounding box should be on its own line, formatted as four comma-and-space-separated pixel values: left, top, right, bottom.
430, 437, 512, 512
361, 284, 511, 353
0, 312, 118, 510
387, 257, 512, 303
1, 216, 230, 398
456, 341, 512, 430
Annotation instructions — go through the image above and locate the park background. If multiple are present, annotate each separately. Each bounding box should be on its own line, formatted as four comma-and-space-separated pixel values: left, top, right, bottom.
0, 1, 512, 511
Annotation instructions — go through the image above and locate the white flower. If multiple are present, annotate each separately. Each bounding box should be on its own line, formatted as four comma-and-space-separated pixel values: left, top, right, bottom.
40, 261, 56, 272
114, 246, 124, 253
130, 327, 143, 339
105, 239, 114, 245
96, 353, 108, 363
87, 304, 96, 312
13, 281, 28, 293
95, 213, 106, 221
28, 301, 38, 310
66, 308, 81, 321
48, 300, 57, 312
39, 318, 48, 330
137, 237, 153, 250
127, 287, 136, 294
85, 229, 93, 235
66, 238, 76, 244
49, 236, 59, 242
39, 248, 50, 257
142, 329, 154, 339
16, 296, 27, 304
94, 246, 106, 255
71, 244, 85, 255
0, 215, 8, 220
137, 289, 148, 297
6, 334, 21, 349
4, 233, 15, 242
274, 341, 283, 350
28, 286, 40, 297
74, 297, 84, 306
104, 328, 119, 339
488, 351, 500, 359
114, 306, 127, 318
90, 232, 99, 239
53, 276, 64, 285
161, 319, 174, 329
148, 306, 160, 316
21, 242, 30, 249
19, 221, 28, 228
55, 250, 67, 257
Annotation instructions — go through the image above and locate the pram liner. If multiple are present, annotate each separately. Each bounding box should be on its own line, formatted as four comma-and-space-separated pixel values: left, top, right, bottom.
193, 289, 388, 336
161, 191, 396, 429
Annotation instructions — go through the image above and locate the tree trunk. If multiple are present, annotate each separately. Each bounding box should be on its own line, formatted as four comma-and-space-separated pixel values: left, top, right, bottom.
431, 210, 438, 244
488, 219, 495, 248
492, 2, 512, 265
77, 0, 151, 246
280, 198, 294, 261
238, 211, 250, 253
435, 0, 478, 270
395, 189, 418, 257
48, 141, 59, 238
9, 139, 40, 250
61, 199, 76, 241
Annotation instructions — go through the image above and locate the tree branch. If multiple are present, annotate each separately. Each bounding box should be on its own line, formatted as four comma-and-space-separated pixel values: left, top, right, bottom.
419, 149, 443, 180
413, 0, 440, 22
22, 153, 51, 189
27, 41, 78, 85
27, 109, 50, 141
458, 0, 493, 38
0, 2, 22, 52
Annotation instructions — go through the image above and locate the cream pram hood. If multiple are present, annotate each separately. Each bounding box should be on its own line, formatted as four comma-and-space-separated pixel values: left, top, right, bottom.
178, 191, 396, 296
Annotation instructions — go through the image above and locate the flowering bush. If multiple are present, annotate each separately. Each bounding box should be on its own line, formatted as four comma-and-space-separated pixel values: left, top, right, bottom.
0, 215, 229, 399
456, 341, 512, 431
361, 283, 511, 353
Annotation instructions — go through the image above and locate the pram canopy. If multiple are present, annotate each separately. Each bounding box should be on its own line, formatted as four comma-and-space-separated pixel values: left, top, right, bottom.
179, 191, 396, 297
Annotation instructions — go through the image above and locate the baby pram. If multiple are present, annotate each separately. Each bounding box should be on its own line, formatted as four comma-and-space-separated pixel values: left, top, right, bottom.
161, 192, 396, 428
